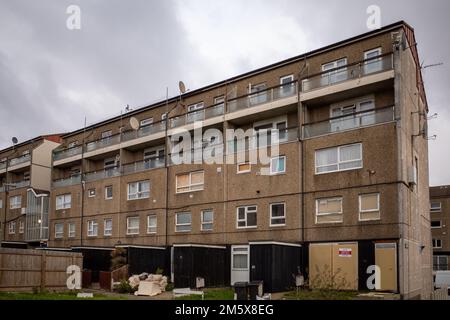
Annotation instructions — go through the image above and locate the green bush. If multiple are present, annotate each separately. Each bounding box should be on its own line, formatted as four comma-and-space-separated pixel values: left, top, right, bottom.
116, 280, 135, 294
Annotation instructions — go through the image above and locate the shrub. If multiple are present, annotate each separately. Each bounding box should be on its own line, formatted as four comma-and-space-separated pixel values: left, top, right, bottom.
115, 280, 135, 294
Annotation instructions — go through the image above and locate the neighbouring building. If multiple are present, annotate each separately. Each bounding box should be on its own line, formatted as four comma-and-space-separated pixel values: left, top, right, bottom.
430, 185, 450, 271
42, 21, 431, 298
0, 135, 62, 248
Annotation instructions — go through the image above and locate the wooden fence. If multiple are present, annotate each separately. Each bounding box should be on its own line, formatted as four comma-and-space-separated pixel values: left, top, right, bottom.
431, 287, 449, 300
0, 248, 83, 292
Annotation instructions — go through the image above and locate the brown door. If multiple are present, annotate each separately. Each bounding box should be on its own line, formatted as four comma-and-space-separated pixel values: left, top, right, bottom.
332, 243, 358, 290
375, 243, 397, 291
309, 243, 333, 289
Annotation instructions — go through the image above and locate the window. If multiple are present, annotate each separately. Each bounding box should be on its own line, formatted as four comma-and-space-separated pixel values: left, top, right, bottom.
127, 180, 150, 200
55, 223, 64, 238
56, 194, 71, 210
140, 118, 153, 127
253, 116, 288, 147
144, 146, 165, 168
87, 220, 98, 237
330, 98, 375, 131
104, 157, 118, 177
127, 216, 140, 235
364, 48, 382, 74
237, 206, 257, 228
105, 186, 113, 200
161, 113, 168, 121
321, 58, 347, 84
431, 221, 442, 229
175, 212, 191, 232
101, 130, 112, 139
316, 197, 343, 224
359, 193, 380, 221
433, 239, 442, 249
434, 256, 448, 271
23, 171, 30, 181
68, 141, 78, 148
270, 156, 286, 174
431, 202, 442, 213
201, 210, 213, 231
88, 189, 96, 198
8, 221, 15, 234
0, 199, 3, 208
214, 95, 225, 107
270, 203, 286, 226
232, 246, 249, 270
19, 221, 24, 234
68, 223, 75, 238
176, 171, 204, 193
187, 102, 204, 123
147, 215, 157, 234
104, 219, 113, 236
237, 162, 251, 174
315, 143, 362, 174
280, 75, 295, 96
10, 195, 21, 209
249, 83, 267, 105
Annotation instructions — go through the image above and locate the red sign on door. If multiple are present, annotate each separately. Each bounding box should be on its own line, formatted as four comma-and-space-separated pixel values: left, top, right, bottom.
338, 248, 352, 257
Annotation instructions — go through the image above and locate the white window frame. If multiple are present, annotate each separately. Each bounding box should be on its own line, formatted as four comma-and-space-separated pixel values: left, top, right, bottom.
175, 212, 192, 232
315, 197, 343, 224
231, 245, 250, 271
236, 205, 257, 229
105, 186, 113, 200
253, 115, 288, 147
358, 193, 380, 221
433, 239, 442, 249
280, 74, 295, 96
321, 58, 348, 84
201, 210, 214, 231
127, 180, 150, 200
270, 202, 286, 227
431, 220, 442, 229
430, 202, 442, 213
270, 156, 286, 175
147, 215, 157, 234
175, 171, 204, 194
103, 218, 113, 236
56, 194, 71, 210
101, 130, 112, 139
186, 102, 205, 123
87, 220, 98, 237
364, 47, 382, 74
237, 162, 251, 174
88, 188, 96, 198
9, 221, 16, 234
0, 199, 3, 209
19, 220, 24, 234
68, 223, 76, 238
126, 216, 140, 235
140, 117, 153, 127
315, 143, 363, 175
54, 223, 64, 239
10, 195, 22, 209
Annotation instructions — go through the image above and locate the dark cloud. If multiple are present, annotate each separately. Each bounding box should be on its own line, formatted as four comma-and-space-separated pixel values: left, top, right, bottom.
0, 0, 449, 185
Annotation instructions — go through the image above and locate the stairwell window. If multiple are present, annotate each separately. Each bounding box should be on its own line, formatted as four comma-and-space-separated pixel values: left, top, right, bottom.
315, 143, 362, 174
19, 221, 24, 234
147, 215, 157, 234
68, 223, 75, 238
431, 221, 442, 229
55, 223, 64, 238
9, 221, 15, 234
176, 171, 204, 193
10, 195, 21, 209
175, 212, 191, 232
56, 194, 71, 210
316, 197, 343, 224
430, 202, 442, 213
127, 216, 140, 235
104, 219, 113, 236
127, 180, 150, 200
237, 206, 257, 229
201, 210, 214, 231
87, 220, 98, 237
359, 193, 380, 221
270, 203, 286, 226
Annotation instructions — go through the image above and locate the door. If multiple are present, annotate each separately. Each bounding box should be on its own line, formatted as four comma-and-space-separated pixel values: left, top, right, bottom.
332, 243, 358, 290
375, 243, 397, 291
231, 245, 250, 285
309, 243, 333, 288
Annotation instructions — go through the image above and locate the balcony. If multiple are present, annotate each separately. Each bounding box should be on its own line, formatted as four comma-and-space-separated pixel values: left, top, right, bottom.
122, 120, 166, 142
9, 180, 31, 189
122, 158, 165, 175
53, 145, 82, 161
300, 54, 394, 103
53, 175, 81, 188
170, 103, 224, 129
0, 161, 6, 170
9, 154, 31, 168
85, 134, 121, 154
302, 105, 395, 139
0, 185, 5, 192
84, 167, 121, 182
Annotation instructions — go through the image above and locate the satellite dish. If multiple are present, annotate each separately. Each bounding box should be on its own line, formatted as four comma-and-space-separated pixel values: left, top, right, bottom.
12, 137, 18, 145
179, 81, 186, 94
129, 117, 140, 131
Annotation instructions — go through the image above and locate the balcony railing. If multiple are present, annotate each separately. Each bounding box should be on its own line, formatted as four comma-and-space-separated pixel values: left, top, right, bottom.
84, 167, 121, 182
53, 175, 81, 188
302, 105, 395, 138
122, 121, 167, 142
0, 161, 6, 170
301, 53, 393, 92
85, 134, 121, 153
227, 81, 297, 114
170, 102, 225, 129
0, 185, 5, 192
9, 154, 31, 167
53, 145, 82, 161
122, 158, 165, 175
10, 180, 31, 189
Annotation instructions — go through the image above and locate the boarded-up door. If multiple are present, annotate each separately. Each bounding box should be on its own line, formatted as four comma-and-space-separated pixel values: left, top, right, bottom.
375, 243, 397, 291
309, 243, 333, 288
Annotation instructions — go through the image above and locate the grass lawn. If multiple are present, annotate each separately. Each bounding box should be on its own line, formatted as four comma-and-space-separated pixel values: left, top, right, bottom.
283, 289, 358, 300
174, 288, 234, 300
0, 291, 127, 300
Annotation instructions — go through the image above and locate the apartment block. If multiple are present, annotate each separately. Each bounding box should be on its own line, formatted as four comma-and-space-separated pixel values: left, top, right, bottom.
0, 135, 62, 248
44, 21, 431, 298
430, 185, 450, 271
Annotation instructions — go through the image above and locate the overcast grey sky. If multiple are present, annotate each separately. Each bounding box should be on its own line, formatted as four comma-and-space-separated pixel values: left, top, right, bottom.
0, 0, 449, 185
